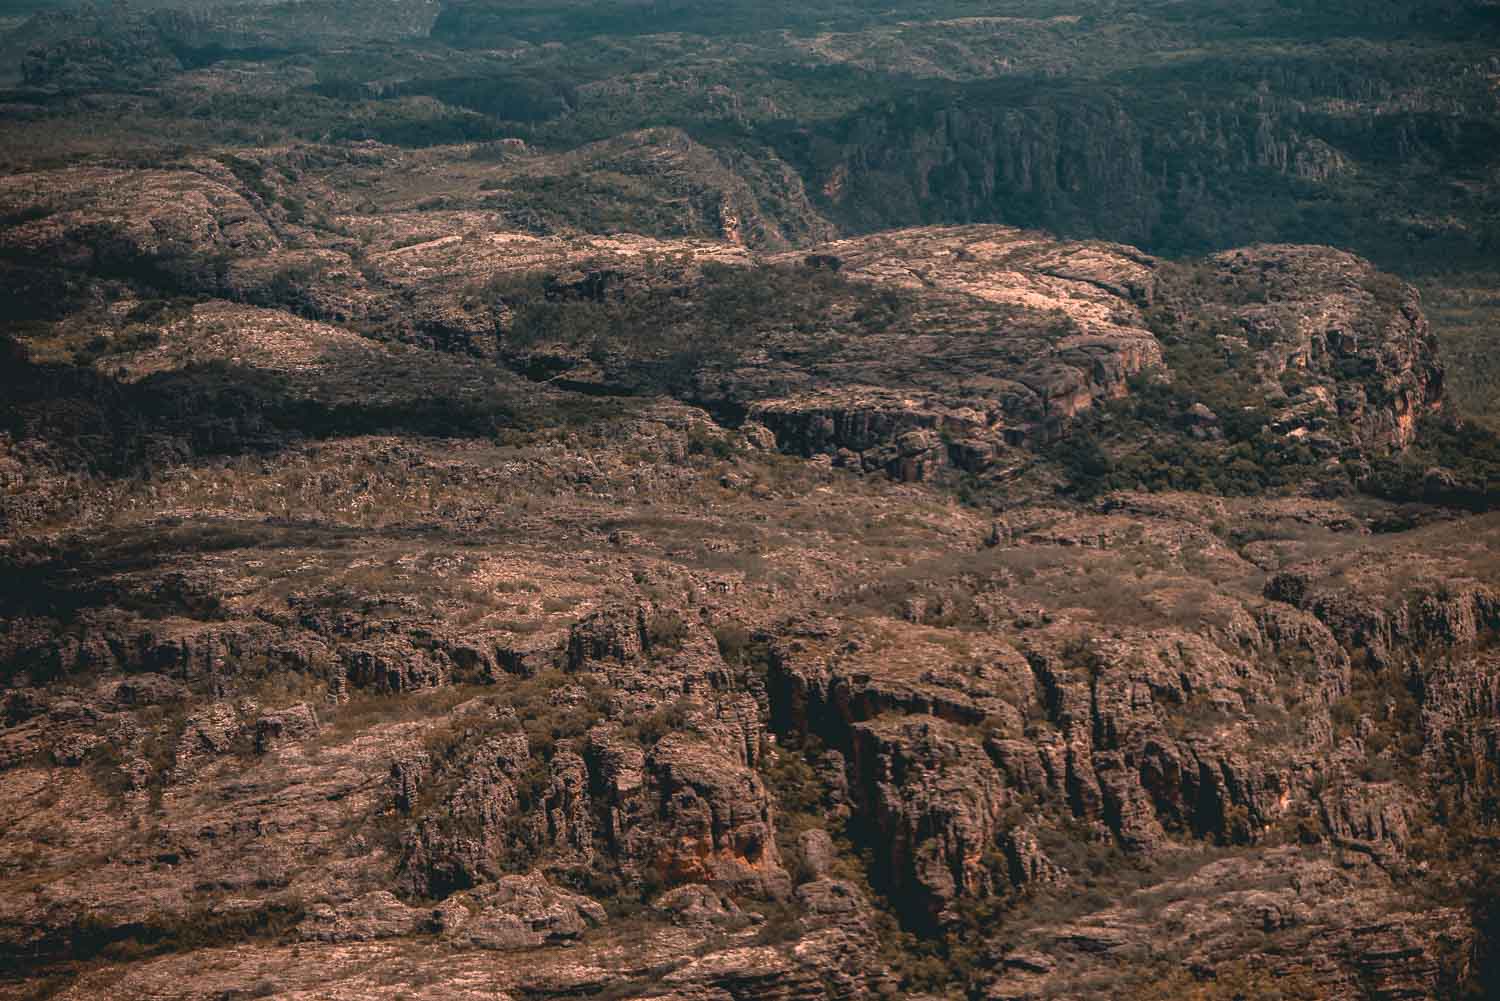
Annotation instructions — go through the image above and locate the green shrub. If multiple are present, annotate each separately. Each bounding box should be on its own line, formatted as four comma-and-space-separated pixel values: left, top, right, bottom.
622, 699, 693, 746
67, 902, 306, 964
645, 611, 690, 653
492, 261, 912, 395
1124, 961, 1322, 1000
712, 622, 754, 665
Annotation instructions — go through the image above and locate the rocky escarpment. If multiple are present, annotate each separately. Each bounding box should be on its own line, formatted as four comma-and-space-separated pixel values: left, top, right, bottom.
1154, 244, 1446, 454
761, 582, 1348, 928
0, 54, 1492, 998
0, 141, 1446, 496
802, 85, 1358, 246
3, 443, 1495, 998
742, 228, 1163, 472
1, 301, 1495, 1001
739, 230, 1443, 484
479, 127, 839, 250
390, 604, 792, 904
775, 35, 1500, 269
0, 585, 900, 999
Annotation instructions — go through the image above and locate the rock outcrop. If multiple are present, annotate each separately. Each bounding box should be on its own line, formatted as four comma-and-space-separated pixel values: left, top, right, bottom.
0, 50, 1489, 996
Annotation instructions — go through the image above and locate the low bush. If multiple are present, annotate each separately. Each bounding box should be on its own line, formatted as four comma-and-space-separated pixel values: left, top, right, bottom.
62, 901, 306, 965
645, 611, 689, 653
489, 260, 912, 395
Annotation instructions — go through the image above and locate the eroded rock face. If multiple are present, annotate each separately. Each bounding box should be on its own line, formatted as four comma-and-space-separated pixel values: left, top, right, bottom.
0, 150, 1438, 493
0, 130, 1487, 1001
479, 127, 838, 250
849, 715, 1013, 930
436, 873, 606, 949
762, 603, 1359, 938
986, 849, 1469, 1001
654, 884, 747, 927
299, 891, 427, 943
1, 432, 1491, 1001
1172, 244, 1446, 453
744, 228, 1166, 471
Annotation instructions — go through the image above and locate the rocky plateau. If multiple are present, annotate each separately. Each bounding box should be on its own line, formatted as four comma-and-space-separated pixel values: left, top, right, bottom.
1, 2, 1499, 1000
